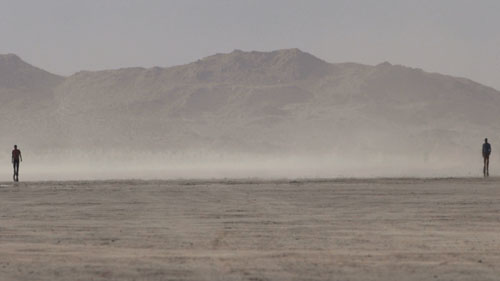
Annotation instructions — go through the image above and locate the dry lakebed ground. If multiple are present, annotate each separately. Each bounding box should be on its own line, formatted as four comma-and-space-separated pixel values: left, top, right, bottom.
1, 178, 499, 280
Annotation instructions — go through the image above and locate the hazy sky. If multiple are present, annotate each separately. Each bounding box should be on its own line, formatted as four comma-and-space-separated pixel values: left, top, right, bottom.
1, 0, 499, 89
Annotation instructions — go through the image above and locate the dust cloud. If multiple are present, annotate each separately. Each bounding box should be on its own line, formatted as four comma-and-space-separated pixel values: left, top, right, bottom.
0, 150, 489, 181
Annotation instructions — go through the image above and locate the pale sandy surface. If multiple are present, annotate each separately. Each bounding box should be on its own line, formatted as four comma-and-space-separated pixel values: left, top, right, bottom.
1, 178, 499, 280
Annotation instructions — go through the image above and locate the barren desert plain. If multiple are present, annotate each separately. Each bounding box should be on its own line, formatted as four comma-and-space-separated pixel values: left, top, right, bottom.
1, 177, 499, 280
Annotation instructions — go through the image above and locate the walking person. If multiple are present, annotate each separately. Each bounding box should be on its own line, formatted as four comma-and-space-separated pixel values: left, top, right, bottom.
12, 145, 22, 182
483, 138, 491, 177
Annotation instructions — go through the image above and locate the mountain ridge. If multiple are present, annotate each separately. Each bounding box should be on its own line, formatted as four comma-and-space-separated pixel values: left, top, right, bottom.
2, 49, 497, 92
0, 53, 64, 91
1, 49, 499, 174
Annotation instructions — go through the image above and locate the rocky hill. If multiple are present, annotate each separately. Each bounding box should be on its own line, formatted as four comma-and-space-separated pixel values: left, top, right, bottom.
0, 54, 64, 151
1, 49, 499, 176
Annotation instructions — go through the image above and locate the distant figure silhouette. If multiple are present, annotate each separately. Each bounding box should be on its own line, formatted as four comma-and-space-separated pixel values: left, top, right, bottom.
12, 145, 22, 182
482, 138, 491, 177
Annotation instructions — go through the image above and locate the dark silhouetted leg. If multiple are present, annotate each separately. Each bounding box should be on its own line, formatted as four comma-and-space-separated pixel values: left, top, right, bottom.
13, 161, 19, 182
483, 157, 487, 177
483, 156, 490, 177
486, 157, 489, 177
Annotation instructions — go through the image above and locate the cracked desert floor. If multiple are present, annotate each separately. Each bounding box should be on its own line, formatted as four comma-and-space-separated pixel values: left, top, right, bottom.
1, 178, 499, 280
